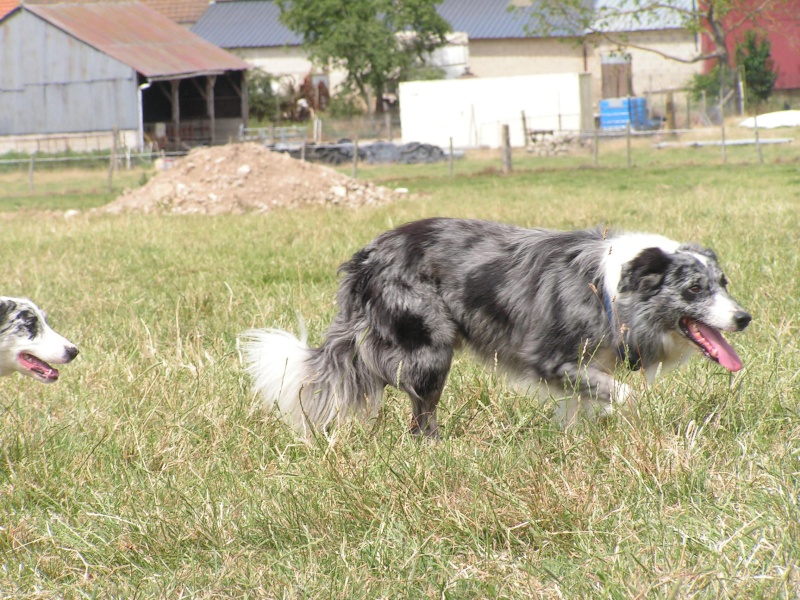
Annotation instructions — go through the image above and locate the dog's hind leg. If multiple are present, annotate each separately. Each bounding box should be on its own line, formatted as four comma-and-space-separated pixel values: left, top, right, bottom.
362, 336, 454, 438
400, 347, 453, 439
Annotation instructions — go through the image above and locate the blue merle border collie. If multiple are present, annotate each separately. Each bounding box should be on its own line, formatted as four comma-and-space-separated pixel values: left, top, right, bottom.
0, 297, 79, 383
242, 218, 751, 437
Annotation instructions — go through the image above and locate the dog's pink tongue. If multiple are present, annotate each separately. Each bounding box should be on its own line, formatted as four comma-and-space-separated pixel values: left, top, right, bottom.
696, 322, 743, 372
19, 353, 60, 381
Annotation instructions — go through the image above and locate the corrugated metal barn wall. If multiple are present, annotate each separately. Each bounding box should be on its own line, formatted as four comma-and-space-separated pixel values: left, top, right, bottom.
0, 10, 138, 136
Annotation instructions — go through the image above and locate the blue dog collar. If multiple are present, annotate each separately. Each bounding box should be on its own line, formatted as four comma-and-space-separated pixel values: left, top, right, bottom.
604, 291, 641, 371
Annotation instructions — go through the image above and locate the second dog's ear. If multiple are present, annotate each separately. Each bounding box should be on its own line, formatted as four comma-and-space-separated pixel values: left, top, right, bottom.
619, 247, 672, 294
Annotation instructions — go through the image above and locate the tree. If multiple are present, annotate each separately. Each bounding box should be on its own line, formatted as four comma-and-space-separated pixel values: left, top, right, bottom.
523, 0, 790, 112
277, 0, 451, 114
247, 69, 279, 123
735, 30, 778, 106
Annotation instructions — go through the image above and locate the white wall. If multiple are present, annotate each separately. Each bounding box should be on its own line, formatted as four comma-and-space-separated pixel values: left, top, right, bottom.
399, 73, 592, 148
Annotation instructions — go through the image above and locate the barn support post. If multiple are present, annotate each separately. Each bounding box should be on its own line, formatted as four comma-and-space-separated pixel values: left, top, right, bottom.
228, 71, 249, 132
192, 75, 217, 145
206, 75, 216, 145
137, 81, 151, 151
171, 79, 181, 148
242, 73, 249, 123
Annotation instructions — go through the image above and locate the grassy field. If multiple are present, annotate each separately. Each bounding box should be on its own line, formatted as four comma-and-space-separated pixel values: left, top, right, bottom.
1, 145, 799, 598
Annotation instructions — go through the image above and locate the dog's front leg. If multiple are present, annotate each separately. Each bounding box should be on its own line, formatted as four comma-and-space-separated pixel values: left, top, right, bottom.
552, 365, 631, 427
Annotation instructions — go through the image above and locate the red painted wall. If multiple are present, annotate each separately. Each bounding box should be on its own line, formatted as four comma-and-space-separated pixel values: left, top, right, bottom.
701, 0, 800, 90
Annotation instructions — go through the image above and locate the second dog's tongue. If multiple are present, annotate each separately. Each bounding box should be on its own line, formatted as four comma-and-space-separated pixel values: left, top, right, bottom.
697, 322, 743, 372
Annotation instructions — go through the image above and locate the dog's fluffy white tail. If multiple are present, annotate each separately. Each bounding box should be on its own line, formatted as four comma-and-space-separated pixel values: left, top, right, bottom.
241, 327, 383, 436
241, 328, 312, 433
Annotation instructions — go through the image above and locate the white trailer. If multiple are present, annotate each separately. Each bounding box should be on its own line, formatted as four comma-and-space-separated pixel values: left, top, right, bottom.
399, 73, 593, 149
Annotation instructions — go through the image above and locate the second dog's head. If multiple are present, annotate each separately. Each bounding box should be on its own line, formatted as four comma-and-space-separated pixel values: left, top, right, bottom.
0, 297, 79, 383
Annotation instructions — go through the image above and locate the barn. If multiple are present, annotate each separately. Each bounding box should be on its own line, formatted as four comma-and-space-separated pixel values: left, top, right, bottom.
701, 0, 800, 103
0, 2, 251, 153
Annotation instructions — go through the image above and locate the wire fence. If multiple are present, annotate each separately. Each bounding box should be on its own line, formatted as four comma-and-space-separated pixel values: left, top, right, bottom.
0, 115, 796, 208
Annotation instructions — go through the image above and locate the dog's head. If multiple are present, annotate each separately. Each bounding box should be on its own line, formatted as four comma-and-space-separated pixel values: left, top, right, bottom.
618, 245, 751, 372
0, 297, 79, 383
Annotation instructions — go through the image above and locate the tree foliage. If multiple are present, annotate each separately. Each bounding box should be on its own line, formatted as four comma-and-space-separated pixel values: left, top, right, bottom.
735, 30, 778, 106
277, 0, 451, 113
689, 63, 737, 103
690, 30, 777, 109
247, 70, 279, 123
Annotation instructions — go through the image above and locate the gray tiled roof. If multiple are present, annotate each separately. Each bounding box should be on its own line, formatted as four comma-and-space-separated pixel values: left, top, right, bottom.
192, 0, 685, 49
438, 0, 587, 39
192, 0, 301, 48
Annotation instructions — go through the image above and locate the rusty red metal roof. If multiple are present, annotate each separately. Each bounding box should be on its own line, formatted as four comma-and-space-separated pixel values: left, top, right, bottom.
0, 0, 18, 20
25, 2, 249, 79
15, 0, 210, 26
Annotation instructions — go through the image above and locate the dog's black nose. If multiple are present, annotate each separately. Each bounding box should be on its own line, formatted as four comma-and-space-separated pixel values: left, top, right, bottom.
734, 311, 752, 330
66, 346, 79, 361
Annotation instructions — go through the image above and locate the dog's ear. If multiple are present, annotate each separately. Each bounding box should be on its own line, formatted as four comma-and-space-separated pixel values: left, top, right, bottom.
0, 298, 14, 327
619, 247, 672, 294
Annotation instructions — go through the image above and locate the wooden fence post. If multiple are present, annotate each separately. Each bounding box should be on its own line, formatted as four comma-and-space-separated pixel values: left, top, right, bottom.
28, 156, 34, 193
754, 114, 763, 164
449, 137, 454, 177
352, 139, 359, 179
721, 118, 727, 164
521, 111, 529, 148
107, 149, 114, 193
501, 124, 512, 174
626, 122, 632, 169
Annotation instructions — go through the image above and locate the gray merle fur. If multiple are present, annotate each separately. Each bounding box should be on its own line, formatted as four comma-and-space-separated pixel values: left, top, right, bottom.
243, 218, 751, 437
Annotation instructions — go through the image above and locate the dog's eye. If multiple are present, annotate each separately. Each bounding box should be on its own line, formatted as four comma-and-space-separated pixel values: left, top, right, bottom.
687, 284, 702, 295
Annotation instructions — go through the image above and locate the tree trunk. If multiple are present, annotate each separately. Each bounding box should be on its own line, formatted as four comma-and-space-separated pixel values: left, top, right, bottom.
706, 2, 741, 113
373, 82, 385, 114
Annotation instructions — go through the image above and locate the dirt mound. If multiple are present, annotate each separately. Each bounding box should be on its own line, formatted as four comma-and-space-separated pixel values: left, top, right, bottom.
103, 143, 400, 215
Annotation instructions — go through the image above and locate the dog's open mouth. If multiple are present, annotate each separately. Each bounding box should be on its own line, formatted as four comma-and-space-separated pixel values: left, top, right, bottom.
18, 353, 60, 382
679, 317, 743, 372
